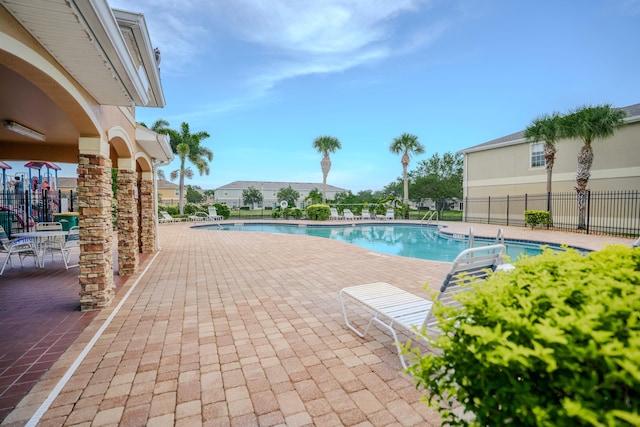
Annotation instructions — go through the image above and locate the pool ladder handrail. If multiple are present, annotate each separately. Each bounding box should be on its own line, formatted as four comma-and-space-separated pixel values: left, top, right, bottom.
468, 227, 504, 248
420, 210, 439, 227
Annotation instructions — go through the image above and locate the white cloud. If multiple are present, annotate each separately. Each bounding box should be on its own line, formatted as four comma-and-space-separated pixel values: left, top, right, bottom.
113, 0, 446, 83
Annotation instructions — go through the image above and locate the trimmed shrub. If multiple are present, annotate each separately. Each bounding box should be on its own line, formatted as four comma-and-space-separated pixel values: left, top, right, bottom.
183, 203, 199, 215
407, 245, 640, 427
525, 209, 552, 229
161, 206, 180, 216
213, 203, 230, 219
271, 207, 303, 219
306, 204, 331, 221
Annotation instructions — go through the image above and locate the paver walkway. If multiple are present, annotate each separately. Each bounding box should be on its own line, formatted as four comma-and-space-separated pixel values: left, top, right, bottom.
2, 221, 633, 426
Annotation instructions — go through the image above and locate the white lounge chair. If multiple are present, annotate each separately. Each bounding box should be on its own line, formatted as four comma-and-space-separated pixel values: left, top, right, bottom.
159, 211, 182, 223
361, 209, 372, 219
343, 209, 360, 220
329, 207, 343, 220
339, 244, 506, 368
207, 206, 223, 221
188, 211, 208, 221
385, 208, 395, 220
0, 225, 38, 275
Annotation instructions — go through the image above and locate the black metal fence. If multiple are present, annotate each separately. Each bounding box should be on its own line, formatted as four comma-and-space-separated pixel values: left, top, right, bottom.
464, 190, 640, 236
0, 190, 77, 234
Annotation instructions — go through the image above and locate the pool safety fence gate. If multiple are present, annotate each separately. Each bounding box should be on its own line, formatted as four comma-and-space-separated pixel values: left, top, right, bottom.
464, 190, 640, 236
0, 189, 77, 233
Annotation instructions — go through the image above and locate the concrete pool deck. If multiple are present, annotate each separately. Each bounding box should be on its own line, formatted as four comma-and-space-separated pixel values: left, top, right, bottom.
2, 220, 634, 426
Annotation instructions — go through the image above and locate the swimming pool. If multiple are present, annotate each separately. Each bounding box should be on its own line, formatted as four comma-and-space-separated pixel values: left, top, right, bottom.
202, 223, 559, 262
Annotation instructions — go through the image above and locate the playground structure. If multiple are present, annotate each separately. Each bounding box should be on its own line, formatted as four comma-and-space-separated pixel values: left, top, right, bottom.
0, 161, 77, 235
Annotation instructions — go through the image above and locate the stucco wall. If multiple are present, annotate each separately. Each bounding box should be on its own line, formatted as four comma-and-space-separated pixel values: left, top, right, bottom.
464, 120, 640, 198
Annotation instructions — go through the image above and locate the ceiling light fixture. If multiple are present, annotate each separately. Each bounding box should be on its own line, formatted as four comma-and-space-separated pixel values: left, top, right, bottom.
4, 120, 46, 141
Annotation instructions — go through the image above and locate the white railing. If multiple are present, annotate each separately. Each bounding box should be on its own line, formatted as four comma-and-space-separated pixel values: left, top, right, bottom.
420, 210, 439, 227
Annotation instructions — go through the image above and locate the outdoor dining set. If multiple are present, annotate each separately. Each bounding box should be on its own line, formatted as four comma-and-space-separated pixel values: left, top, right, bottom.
0, 221, 79, 275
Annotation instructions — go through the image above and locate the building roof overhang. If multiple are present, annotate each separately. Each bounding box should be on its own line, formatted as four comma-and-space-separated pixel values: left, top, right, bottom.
135, 124, 173, 162
1, 0, 164, 108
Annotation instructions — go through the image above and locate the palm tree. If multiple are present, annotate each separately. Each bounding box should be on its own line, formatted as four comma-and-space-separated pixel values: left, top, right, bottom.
167, 122, 213, 214
524, 112, 562, 194
312, 135, 342, 204
562, 104, 626, 229
389, 133, 425, 216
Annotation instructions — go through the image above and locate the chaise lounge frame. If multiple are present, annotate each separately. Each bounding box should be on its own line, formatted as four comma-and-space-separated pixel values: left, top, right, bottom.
339, 244, 506, 368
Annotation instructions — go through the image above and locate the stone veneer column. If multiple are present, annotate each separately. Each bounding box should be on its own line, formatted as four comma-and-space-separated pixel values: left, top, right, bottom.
139, 172, 155, 253
77, 137, 114, 311
116, 160, 139, 276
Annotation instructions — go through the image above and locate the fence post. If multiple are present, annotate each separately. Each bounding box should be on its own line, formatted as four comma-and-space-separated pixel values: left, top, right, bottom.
488, 196, 491, 224
586, 190, 591, 235
525, 193, 528, 211
464, 197, 468, 222
546, 191, 551, 229
506, 195, 510, 226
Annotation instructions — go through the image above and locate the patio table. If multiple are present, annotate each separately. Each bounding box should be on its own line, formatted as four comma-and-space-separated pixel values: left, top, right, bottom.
12, 230, 69, 268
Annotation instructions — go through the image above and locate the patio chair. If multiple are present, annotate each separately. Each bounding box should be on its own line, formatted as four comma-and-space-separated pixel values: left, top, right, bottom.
47, 226, 80, 269
343, 209, 360, 220
339, 243, 506, 368
329, 207, 343, 220
159, 211, 182, 223
0, 225, 38, 275
188, 211, 208, 221
385, 208, 395, 220
35, 221, 64, 262
207, 206, 223, 221
361, 209, 372, 219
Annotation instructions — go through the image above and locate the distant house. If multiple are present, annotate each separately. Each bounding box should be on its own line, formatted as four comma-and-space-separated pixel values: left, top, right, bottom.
215, 181, 349, 209
57, 177, 78, 193
157, 179, 180, 206
459, 103, 640, 199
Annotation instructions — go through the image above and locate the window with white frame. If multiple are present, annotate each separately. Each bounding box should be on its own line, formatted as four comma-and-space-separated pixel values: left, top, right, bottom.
531, 142, 545, 168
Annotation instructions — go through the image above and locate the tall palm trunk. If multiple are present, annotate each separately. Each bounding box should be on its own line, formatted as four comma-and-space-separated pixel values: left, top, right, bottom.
544, 144, 557, 225
575, 143, 593, 230
402, 153, 410, 219
544, 144, 557, 194
321, 154, 331, 204
179, 158, 186, 214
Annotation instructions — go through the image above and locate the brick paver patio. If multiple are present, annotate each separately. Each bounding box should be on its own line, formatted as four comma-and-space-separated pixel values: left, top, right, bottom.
1, 221, 633, 426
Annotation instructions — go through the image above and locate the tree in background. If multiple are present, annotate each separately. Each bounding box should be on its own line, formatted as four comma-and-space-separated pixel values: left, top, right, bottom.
185, 185, 204, 203
166, 122, 213, 214
312, 135, 342, 204
389, 133, 425, 218
333, 191, 357, 205
524, 112, 563, 194
242, 186, 263, 209
203, 189, 215, 203
305, 188, 323, 205
410, 152, 463, 212
383, 178, 403, 199
277, 186, 300, 208
562, 104, 626, 229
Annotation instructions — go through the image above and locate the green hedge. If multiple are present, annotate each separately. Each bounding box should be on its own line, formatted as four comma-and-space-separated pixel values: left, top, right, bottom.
306, 204, 331, 221
525, 209, 552, 229
407, 245, 640, 426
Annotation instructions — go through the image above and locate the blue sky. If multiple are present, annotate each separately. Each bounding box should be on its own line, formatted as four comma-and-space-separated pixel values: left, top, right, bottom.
12, 0, 640, 193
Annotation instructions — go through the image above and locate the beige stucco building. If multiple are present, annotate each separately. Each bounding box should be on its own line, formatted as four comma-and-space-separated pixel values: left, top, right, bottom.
1, 0, 172, 310
157, 179, 180, 205
460, 103, 640, 199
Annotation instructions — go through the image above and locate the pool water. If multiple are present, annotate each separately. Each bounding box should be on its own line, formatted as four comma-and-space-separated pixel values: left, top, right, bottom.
204, 223, 552, 262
